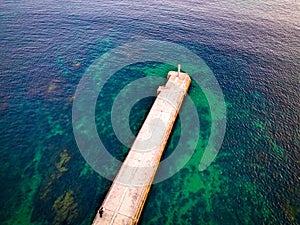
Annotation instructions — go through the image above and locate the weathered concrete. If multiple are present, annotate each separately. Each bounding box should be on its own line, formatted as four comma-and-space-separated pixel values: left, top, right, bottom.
92, 69, 191, 225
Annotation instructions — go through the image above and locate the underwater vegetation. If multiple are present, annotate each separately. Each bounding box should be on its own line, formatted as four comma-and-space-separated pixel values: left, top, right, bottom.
52, 190, 78, 225
33, 148, 81, 224
55, 149, 71, 174
40, 149, 71, 200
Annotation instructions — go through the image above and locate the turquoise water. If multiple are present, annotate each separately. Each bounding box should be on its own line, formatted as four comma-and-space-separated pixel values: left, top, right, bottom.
0, 0, 299, 224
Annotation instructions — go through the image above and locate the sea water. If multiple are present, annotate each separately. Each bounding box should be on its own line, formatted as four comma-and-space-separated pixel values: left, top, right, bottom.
0, 0, 299, 224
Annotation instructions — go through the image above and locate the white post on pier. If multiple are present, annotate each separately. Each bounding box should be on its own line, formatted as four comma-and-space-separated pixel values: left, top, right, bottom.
177, 64, 181, 77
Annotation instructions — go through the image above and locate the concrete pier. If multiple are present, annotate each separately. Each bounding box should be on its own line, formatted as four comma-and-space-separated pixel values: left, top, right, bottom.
92, 69, 191, 225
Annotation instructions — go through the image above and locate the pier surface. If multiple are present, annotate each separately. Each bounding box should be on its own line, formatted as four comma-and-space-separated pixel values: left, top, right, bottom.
92, 70, 191, 225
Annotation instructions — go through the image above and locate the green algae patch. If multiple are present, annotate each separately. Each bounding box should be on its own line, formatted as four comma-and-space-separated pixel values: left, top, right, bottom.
252, 118, 286, 159
271, 142, 286, 158
79, 162, 94, 177
253, 119, 266, 131
52, 191, 78, 225
46, 115, 64, 138
40, 149, 71, 200
55, 149, 71, 173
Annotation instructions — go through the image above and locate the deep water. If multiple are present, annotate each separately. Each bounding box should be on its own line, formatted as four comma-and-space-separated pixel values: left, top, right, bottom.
0, 0, 299, 224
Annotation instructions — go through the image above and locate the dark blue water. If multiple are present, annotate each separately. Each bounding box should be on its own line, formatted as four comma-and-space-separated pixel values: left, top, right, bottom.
0, 0, 299, 224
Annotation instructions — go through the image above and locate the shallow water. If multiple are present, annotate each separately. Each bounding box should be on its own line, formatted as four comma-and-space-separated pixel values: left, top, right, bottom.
0, 0, 299, 224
